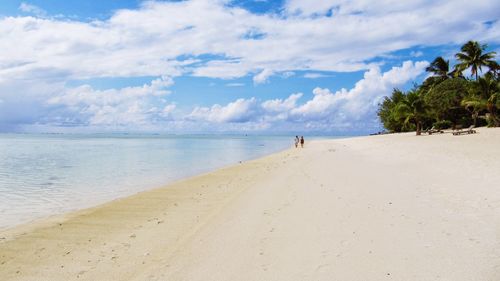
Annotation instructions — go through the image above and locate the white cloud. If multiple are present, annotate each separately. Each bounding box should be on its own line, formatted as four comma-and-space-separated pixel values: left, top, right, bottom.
253, 69, 274, 84
159, 104, 176, 119
290, 60, 428, 126
303, 72, 330, 79
183, 60, 427, 132
19, 2, 47, 17
0, 59, 427, 132
1, 0, 497, 83
45, 76, 175, 126
188, 98, 259, 123
226, 82, 245, 87
410, 50, 424, 57
262, 93, 302, 113
1, 0, 499, 132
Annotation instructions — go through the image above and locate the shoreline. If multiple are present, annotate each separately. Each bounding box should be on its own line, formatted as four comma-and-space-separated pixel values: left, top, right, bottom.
1, 128, 499, 280
0, 134, 302, 232
0, 143, 303, 280
0, 142, 294, 235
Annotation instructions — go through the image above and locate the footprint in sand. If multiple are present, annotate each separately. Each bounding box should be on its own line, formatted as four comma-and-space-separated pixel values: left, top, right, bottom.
316, 263, 330, 272
77, 270, 86, 278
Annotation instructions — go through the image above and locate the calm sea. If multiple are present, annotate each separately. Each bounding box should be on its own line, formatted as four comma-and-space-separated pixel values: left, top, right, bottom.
0, 134, 301, 230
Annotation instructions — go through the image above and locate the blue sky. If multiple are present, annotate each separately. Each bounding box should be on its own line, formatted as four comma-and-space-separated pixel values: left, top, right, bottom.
0, 1, 141, 20
0, 0, 499, 134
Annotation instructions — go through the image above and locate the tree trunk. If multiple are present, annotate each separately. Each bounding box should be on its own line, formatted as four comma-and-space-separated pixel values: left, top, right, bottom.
416, 121, 421, 135
493, 108, 499, 127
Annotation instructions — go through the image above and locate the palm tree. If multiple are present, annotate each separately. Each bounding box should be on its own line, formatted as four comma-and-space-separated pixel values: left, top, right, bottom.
463, 73, 500, 126
426, 56, 451, 79
455, 41, 497, 80
486, 92, 500, 126
395, 90, 429, 135
461, 95, 483, 127
486, 61, 499, 80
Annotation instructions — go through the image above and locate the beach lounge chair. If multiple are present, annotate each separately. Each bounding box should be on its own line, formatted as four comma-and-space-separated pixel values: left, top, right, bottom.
426, 126, 444, 135
452, 125, 476, 135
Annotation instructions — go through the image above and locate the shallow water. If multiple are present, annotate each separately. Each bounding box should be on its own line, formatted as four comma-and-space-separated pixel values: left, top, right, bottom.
0, 134, 298, 230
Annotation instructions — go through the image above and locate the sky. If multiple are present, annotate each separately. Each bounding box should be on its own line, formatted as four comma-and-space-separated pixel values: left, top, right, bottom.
0, 0, 499, 135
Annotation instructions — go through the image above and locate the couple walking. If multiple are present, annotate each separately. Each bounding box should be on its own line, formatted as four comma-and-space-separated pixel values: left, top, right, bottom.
295, 136, 304, 148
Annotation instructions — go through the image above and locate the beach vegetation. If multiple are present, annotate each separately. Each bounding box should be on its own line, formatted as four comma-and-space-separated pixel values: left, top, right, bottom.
394, 89, 429, 135
378, 89, 410, 132
425, 56, 452, 80
378, 40, 499, 133
455, 41, 497, 80
423, 78, 469, 124
433, 120, 453, 130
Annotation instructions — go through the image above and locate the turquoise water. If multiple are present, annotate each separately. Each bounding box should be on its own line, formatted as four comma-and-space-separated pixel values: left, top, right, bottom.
0, 134, 298, 230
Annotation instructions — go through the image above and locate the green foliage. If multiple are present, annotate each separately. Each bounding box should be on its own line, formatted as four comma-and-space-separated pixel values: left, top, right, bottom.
425, 56, 451, 79
464, 73, 500, 126
424, 78, 469, 123
377, 40, 499, 133
378, 89, 429, 135
394, 90, 429, 135
433, 120, 452, 129
377, 89, 409, 132
455, 41, 497, 80
486, 114, 498, 127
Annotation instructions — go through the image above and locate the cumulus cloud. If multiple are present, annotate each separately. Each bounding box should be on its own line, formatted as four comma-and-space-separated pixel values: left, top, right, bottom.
1, 0, 498, 132
182, 61, 427, 132
0, 60, 426, 132
45, 76, 175, 127
1, 0, 498, 83
261, 93, 303, 113
291, 61, 428, 124
188, 98, 259, 123
19, 2, 47, 17
253, 69, 274, 84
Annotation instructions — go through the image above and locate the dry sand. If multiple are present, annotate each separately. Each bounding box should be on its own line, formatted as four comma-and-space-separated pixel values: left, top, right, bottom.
1, 128, 499, 281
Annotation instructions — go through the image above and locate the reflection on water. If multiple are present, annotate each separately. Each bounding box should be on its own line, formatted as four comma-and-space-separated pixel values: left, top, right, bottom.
0, 134, 292, 230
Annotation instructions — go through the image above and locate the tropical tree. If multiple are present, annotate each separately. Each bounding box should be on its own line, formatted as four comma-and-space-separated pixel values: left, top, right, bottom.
376, 40, 499, 133
395, 90, 429, 135
487, 61, 499, 80
378, 89, 408, 132
482, 75, 500, 126
461, 95, 484, 127
426, 56, 451, 79
423, 78, 469, 124
486, 92, 500, 126
463, 73, 500, 126
455, 41, 497, 80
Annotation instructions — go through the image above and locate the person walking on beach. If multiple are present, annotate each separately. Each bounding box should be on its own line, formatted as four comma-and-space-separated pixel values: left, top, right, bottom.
300, 136, 304, 148
294, 136, 299, 148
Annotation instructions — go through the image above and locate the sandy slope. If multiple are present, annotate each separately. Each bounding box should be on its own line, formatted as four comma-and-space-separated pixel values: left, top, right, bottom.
1, 128, 499, 280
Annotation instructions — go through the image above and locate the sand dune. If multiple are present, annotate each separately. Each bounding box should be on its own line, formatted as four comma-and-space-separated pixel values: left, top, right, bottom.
1, 128, 499, 280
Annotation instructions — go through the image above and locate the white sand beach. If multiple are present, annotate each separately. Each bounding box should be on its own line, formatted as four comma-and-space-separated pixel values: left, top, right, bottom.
1, 128, 499, 281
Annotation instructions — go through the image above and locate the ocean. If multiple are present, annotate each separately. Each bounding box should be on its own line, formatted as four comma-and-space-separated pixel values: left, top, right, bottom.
0, 134, 298, 230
